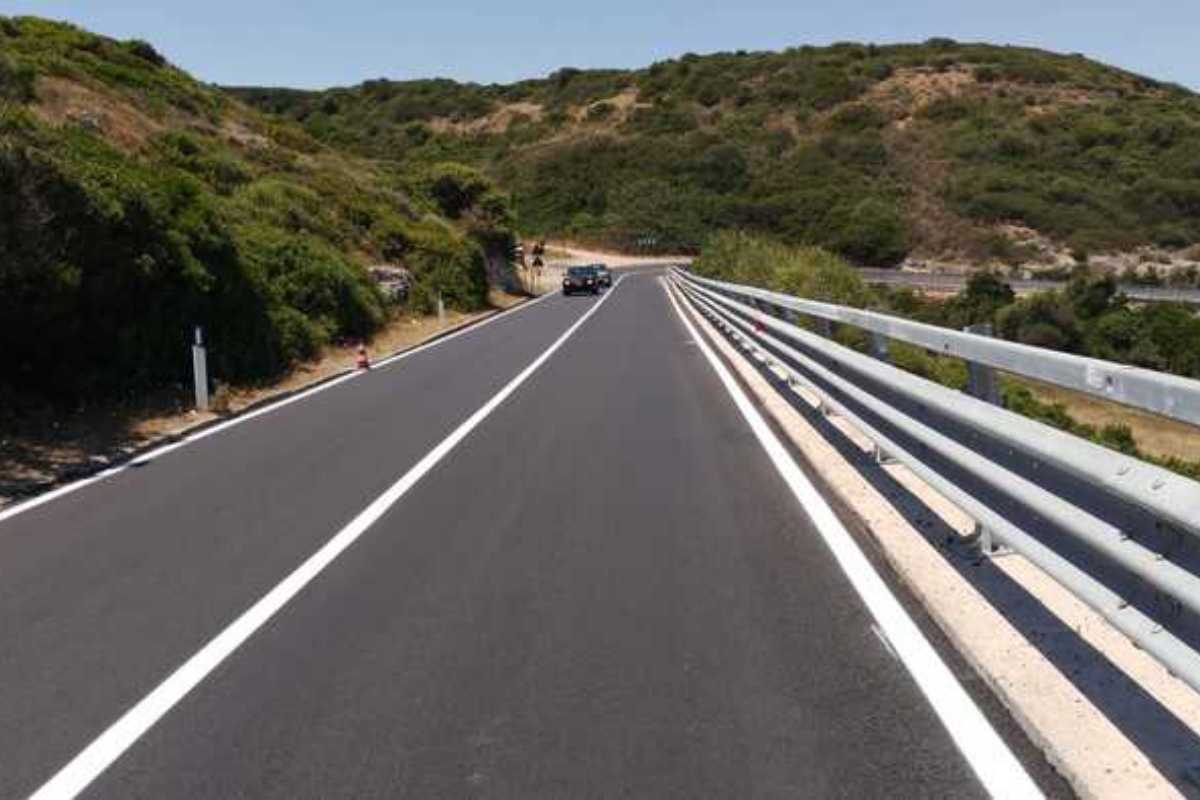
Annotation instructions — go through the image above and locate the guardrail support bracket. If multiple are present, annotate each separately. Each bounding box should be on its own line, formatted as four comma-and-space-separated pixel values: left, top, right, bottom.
969, 522, 1012, 558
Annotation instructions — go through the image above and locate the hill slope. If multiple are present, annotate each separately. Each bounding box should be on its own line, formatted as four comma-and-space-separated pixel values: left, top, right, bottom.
0, 17, 512, 407
232, 40, 1200, 268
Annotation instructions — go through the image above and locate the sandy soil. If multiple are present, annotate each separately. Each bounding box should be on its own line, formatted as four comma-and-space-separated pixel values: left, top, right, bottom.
0, 296, 525, 510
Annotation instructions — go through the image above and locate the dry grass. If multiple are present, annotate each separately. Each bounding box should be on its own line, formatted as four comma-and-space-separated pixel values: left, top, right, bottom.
1014, 377, 1200, 462
32, 75, 164, 151
866, 65, 1102, 125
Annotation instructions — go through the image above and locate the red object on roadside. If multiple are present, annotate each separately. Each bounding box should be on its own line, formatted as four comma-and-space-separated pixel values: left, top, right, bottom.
356, 344, 370, 370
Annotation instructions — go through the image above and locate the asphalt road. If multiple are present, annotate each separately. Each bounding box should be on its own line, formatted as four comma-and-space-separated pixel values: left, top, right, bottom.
1, 272, 1030, 798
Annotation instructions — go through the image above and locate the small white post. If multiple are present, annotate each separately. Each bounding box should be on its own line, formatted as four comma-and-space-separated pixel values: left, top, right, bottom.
437, 291, 445, 324
192, 326, 209, 411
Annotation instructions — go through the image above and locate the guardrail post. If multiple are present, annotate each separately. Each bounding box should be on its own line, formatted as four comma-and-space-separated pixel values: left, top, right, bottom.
814, 317, 834, 339
971, 522, 1011, 557
872, 442, 897, 465
963, 323, 1001, 405
870, 332, 891, 363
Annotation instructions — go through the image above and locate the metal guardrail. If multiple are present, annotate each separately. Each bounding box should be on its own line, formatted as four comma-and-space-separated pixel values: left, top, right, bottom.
857, 268, 1200, 306
684, 273, 1200, 428
671, 268, 1200, 692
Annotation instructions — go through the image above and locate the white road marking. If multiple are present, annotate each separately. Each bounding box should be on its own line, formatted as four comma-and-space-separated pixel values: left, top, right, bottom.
26, 283, 619, 800
662, 278, 1042, 800
871, 623, 901, 663
0, 289, 561, 527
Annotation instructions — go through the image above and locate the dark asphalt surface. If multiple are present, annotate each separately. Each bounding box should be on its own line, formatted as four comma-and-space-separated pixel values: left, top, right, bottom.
4, 272, 997, 798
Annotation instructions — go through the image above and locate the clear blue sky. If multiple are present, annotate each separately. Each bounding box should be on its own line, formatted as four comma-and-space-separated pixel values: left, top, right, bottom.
7, 0, 1199, 90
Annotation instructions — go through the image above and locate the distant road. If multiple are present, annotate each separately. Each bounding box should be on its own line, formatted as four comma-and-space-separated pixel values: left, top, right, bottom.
3, 271, 1048, 798
859, 267, 1200, 305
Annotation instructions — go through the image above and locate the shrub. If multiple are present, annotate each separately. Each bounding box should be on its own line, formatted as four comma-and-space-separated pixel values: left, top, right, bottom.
122, 39, 167, 67
827, 198, 910, 266
975, 66, 999, 83
829, 103, 887, 132
693, 231, 872, 306
422, 162, 492, 219
0, 52, 35, 102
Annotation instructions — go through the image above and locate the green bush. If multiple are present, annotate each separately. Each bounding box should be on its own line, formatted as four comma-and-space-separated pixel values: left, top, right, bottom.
693, 231, 872, 306
0, 51, 35, 102
422, 162, 493, 219
122, 39, 166, 67
827, 198, 910, 266
226, 35, 1200, 266
0, 19, 504, 407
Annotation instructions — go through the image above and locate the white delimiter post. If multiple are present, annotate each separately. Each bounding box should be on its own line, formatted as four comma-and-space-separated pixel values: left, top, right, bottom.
192, 326, 209, 411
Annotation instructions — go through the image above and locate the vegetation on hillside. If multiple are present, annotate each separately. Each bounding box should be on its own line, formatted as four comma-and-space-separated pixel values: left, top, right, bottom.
0, 17, 512, 409
233, 39, 1200, 264
690, 232, 1200, 479
882, 270, 1200, 379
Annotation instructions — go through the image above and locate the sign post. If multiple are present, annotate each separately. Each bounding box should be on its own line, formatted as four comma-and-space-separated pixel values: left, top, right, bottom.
192, 326, 209, 411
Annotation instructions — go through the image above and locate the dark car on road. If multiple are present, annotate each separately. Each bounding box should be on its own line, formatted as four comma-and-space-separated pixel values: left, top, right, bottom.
563, 266, 600, 296
594, 264, 612, 288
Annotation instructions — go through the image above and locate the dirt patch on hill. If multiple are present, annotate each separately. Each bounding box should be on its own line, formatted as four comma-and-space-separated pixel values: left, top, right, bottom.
32, 76, 164, 151
570, 88, 648, 126
884, 124, 991, 261
870, 66, 1100, 127
428, 89, 651, 138
872, 66, 976, 113
220, 116, 270, 149
428, 101, 545, 135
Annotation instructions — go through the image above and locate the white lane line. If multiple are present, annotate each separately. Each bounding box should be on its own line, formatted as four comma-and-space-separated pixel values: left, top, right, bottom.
26, 282, 619, 800
0, 289, 561, 527
662, 278, 1042, 800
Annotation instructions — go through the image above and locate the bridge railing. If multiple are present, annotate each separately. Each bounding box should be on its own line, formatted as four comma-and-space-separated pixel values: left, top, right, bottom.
671, 268, 1200, 692
856, 268, 1200, 306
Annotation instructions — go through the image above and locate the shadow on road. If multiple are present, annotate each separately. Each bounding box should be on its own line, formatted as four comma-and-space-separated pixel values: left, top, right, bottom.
726, 333, 1200, 798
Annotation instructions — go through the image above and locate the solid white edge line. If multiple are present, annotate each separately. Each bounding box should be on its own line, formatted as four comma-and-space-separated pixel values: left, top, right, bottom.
26, 280, 620, 800
0, 289, 561, 527
661, 277, 1042, 800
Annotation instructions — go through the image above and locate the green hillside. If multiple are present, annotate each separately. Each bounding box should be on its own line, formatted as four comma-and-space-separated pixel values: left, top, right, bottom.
232, 40, 1200, 265
0, 17, 512, 407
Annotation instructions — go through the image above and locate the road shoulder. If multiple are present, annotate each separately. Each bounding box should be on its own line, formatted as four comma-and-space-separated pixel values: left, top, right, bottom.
674, 279, 1200, 799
